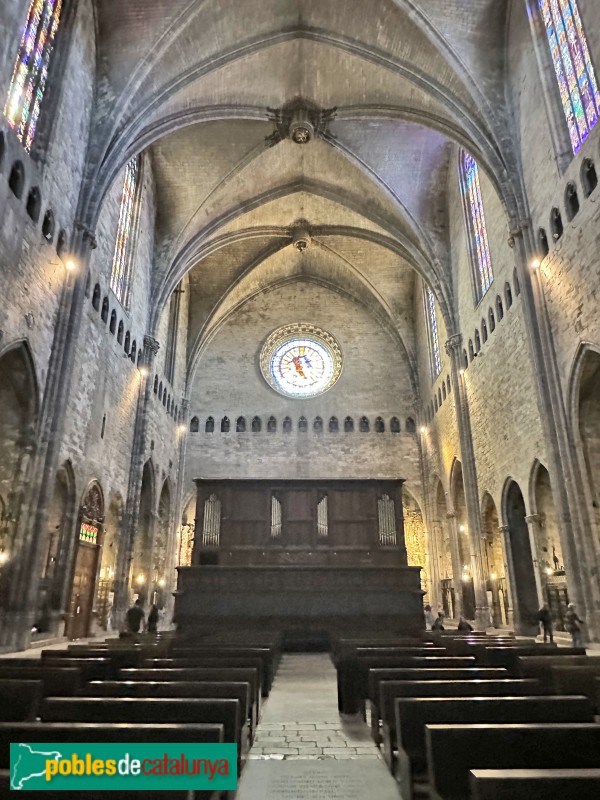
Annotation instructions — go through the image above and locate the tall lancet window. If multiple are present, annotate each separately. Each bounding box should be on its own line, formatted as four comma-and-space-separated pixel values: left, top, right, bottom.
425, 286, 441, 380
4, 0, 63, 151
539, 0, 599, 154
462, 152, 493, 302
110, 157, 140, 309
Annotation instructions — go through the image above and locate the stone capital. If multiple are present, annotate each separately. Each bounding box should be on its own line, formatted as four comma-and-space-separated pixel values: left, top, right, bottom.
525, 514, 542, 525
446, 511, 457, 520
498, 525, 510, 534
143, 335, 160, 356
74, 221, 98, 251
445, 334, 463, 357
181, 398, 190, 415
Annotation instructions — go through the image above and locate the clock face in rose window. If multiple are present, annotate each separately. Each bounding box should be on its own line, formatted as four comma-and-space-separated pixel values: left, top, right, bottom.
260, 326, 342, 399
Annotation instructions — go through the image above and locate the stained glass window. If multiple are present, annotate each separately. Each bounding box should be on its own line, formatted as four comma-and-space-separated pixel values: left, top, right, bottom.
462, 152, 493, 300
539, 1, 599, 154
4, 0, 63, 151
425, 286, 442, 380
110, 157, 140, 309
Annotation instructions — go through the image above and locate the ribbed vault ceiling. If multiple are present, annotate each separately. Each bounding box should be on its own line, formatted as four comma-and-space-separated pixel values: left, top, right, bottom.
89, 0, 513, 379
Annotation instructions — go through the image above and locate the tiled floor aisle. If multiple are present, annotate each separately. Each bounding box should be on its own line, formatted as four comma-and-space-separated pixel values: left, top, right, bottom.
235, 653, 402, 799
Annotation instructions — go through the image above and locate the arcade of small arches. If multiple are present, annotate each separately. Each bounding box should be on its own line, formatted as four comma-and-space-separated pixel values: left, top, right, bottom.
191, 416, 416, 435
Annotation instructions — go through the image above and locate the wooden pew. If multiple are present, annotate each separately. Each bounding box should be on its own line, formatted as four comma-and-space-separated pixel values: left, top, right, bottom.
170, 646, 277, 692
393, 696, 594, 799
376, 678, 541, 750
143, 657, 267, 697
479, 646, 586, 671
337, 656, 478, 714
426, 723, 600, 800
0, 665, 81, 696
470, 768, 600, 800
0, 680, 41, 721
0, 723, 224, 800
550, 665, 600, 712
120, 667, 261, 720
83, 680, 256, 733
40, 697, 247, 767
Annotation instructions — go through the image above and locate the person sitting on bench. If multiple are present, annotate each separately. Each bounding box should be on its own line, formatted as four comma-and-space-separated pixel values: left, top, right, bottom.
457, 616, 473, 632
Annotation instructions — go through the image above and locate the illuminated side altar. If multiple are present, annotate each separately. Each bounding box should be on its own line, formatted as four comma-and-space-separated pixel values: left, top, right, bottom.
174, 479, 424, 639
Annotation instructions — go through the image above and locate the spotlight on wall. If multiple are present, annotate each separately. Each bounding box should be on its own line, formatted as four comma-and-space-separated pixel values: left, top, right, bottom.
178, 425, 187, 434
139, 367, 149, 378
65, 258, 77, 272
489, 571, 497, 581
158, 578, 166, 588
460, 369, 465, 376
419, 426, 426, 434
0, 551, 9, 566
545, 566, 553, 575
135, 574, 146, 585
530, 258, 541, 269
459, 524, 466, 533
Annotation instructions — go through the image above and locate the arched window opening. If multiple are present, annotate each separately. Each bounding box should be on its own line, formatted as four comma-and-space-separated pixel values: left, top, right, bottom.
4, 0, 63, 150
267, 416, 277, 433
313, 416, 323, 433
538, 0, 600, 155
158, 381, 163, 401
100, 414, 106, 440
434, 396, 439, 412
438, 388, 443, 407
221, 416, 230, 433
130, 341, 137, 363
0, 131, 4, 165
565, 182, 580, 220
468, 340, 475, 361
92, 284, 101, 312
344, 416, 354, 433
56, 229, 67, 259
424, 286, 442, 379
391, 416, 400, 433
109, 310, 117, 334
447, 376, 451, 394
329, 416, 339, 433
359, 416, 370, 433
488, 307, 496, 332
153, 375, 158, 395
474, 330, 481, 353
8, 161, 25, 198
581, 158, 598, 196
463, 349, 469, 369
236, 416, 246, 433
42, 209, 55, 242
101, 297, 109, 324
117, 321, 124, 344
124, 331, 131, 354
375, 416, 385, 433
163, 391, 167, 407
513, 267, 521, 296
251, 416, 261, 433
481, 319, 488, 343
190, 416, 199, 433
505, 282, 513, 309
496, 296, 504, 321
442, 383, 447, 400
283, 416, 292, 433
550, 207, 563, 241
205, 416, 214, 433
26, 187, 41, 222
110, 157, 140, 309
298, 416, 308, 433
538, 227, 550, 258
461, 151, 493, 301
137, 350, 142, 367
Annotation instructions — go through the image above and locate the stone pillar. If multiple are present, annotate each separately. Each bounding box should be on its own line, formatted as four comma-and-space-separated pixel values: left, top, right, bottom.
525, 514, 546, 608
165, 398, 189, 624
445, 334, 490, 630
498, 525, 515, 629
112, 335, 160, 628
426, 518, 442, 612
512, 221, 600, 640
0, 224, 97, 651
446, 511, 464, 619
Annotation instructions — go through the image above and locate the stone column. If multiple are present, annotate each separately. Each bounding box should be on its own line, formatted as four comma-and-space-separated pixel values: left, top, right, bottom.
498, 525, 515, 629
525, 514, 546, 608
512, 221, 600, 640
445, 334, 490, 630
112, 335, 160, 628
446, 511, 464, 619
426, 518, 442, 612
0, 224, 97, 651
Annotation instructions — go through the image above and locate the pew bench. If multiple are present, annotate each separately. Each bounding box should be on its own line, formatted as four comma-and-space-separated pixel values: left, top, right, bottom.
40, 697, 247, 767
170, 647, 276, 692
469, 768, 600, 800
376, 678, 541, 749
0, 665, 81, 696
425, 723, 600, 800
0, 679, 41, 720
143, 658, 267, 697
393, 696, 594, 799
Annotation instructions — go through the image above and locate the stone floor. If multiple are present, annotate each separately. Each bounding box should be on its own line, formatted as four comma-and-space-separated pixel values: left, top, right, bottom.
235, 653, 401, 799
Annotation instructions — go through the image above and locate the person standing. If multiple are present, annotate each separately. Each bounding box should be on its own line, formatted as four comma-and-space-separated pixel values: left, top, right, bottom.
538, 605, 554, 643
565, 603, 585, 649
424, 604, 435, 630
126, 597, 145, 634
147, 603, 159, 634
